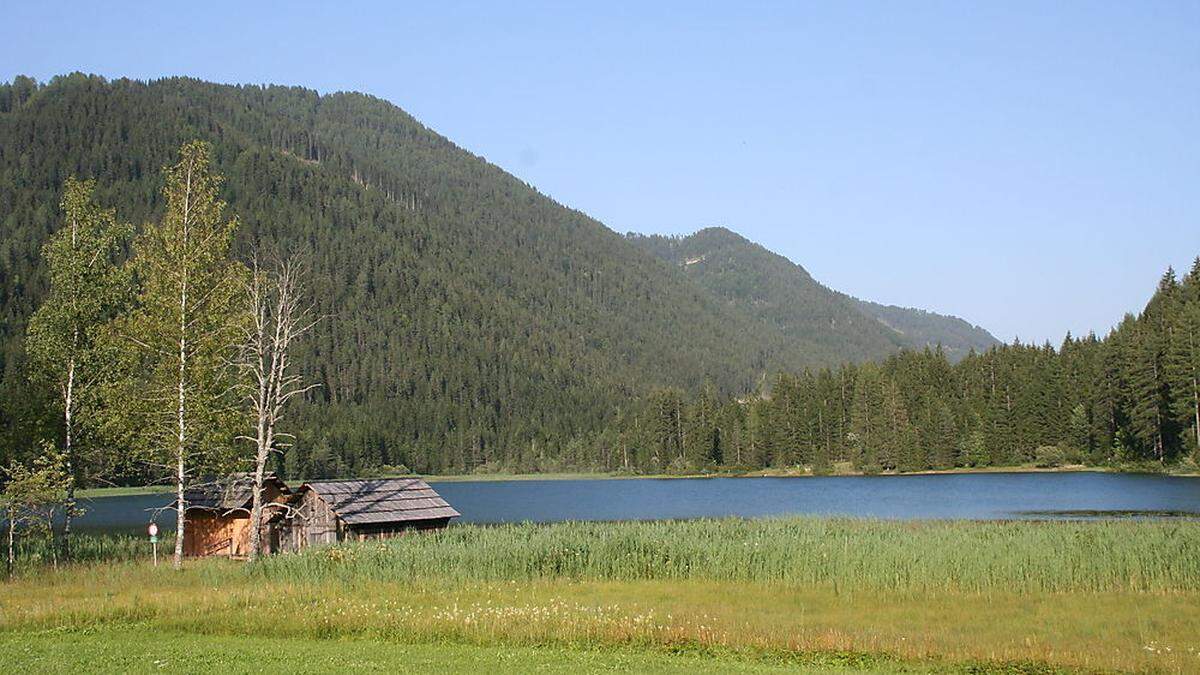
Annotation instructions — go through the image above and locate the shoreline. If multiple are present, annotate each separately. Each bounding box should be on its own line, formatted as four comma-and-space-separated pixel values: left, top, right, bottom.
6, 518, 1199, 673
75, 463, 1198, 498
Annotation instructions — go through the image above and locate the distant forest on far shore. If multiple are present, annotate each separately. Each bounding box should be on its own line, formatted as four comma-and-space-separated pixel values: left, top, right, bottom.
291, 261, 1200, 478
570, 264, 1200, 477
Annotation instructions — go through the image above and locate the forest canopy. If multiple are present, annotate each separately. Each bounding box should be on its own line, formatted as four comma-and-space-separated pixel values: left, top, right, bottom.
1, 74, 1195, 482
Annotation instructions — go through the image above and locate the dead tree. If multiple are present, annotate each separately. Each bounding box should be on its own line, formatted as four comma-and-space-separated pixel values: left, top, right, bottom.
237, 255, 318, 561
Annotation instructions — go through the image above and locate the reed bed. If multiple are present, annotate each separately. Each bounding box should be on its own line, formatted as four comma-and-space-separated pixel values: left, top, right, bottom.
8, 532, 166, 573
5, 519, 1199, 672
253, 517, 1200, 593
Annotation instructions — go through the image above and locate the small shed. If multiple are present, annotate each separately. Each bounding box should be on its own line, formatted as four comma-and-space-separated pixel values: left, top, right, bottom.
181, 474, 291, 558
289, 478, 460, 548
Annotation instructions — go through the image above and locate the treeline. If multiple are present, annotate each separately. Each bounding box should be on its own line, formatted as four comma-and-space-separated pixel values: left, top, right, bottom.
3, 74, 1197, 483
545, 265, 1200, 474
1, 73, 867, 480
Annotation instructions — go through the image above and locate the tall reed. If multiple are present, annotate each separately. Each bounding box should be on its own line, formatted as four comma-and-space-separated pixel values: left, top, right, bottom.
252, 517, 1200, 593
8, 532, 165, 574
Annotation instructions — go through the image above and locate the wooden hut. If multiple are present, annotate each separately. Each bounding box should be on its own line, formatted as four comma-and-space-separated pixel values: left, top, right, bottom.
181, 474, 291, 558
287, 478, 460, 548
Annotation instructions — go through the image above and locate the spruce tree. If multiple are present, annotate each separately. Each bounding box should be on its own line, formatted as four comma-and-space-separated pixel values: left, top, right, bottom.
849, 363, 885, 472
1167, 259, 1200, 456
1126, 270, 1180, 461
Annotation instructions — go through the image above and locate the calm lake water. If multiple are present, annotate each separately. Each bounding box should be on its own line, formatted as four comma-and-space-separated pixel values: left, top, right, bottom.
70, 472, 1200, 534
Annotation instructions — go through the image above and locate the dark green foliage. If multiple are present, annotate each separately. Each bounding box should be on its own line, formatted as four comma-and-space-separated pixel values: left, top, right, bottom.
2, 74, 1194, 480
1, 74, 967, 479
597, 262, 1200, 473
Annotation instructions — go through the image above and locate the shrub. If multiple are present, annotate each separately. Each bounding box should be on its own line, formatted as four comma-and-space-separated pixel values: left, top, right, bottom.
1033, 445, 1066, 468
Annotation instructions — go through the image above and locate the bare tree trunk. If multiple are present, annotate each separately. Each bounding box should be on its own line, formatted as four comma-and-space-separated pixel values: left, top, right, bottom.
46, 510, 57, 571
248, 464, 264, 561
248, 410, 271, 562
61, 353, 75, 564
241, 257, 316, 562
1193, 374, 1199, 452
6, 512, 14, 579
174, 448, 185, 569
173, 282, 188, 570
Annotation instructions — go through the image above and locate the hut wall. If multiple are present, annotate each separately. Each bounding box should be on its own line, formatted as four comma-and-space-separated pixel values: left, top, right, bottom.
183, 511, 252, 557
291, 489, 340, 549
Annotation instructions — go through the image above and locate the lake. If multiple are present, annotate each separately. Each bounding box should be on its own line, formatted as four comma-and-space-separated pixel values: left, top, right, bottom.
68, 471, 1200, 534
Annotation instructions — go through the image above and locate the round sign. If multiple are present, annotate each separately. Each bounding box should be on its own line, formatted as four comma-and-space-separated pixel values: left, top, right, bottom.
147, 523, 159, 537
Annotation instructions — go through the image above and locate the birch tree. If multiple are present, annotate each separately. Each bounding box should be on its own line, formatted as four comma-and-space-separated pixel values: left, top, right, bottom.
238, 255, 318, 561
2, 450, 68, 578
25, 178, 131, 562
109, 141, 247, 569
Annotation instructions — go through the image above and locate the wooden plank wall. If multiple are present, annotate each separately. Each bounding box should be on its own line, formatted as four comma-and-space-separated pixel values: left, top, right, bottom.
183, 512, 251, 557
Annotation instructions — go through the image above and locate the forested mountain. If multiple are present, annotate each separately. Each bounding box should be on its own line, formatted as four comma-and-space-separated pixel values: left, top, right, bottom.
587, 263, 1200, 474
0, 73, 988, 479
629, 228, 999, 362
853, 301, 999, 362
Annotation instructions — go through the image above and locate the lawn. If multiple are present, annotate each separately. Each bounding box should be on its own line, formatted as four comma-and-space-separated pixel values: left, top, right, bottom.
3, 518, 1199, 672
1, 628, 889, 674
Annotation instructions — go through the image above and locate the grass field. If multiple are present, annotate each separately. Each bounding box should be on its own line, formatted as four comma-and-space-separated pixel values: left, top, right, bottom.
75, 484, 175, 498
1, 627, 921, 674
3, 518, 1199, 673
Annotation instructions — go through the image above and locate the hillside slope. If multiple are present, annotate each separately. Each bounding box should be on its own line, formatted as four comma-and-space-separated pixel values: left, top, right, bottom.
853, 299, 999, 362
629, 228, 998, 362
0, 74, 993, 476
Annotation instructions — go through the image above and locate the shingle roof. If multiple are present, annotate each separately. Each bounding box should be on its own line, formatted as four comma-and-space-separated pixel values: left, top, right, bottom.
185, 473, 287, 512
303, 478, 460, 525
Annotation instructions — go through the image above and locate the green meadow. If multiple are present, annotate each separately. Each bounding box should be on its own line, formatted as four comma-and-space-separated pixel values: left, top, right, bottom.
4, 518, 1199, 673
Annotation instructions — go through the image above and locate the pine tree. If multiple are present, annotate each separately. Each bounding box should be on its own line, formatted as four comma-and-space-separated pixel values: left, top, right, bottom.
1167, 259, 1200, 457
25, 178, 132, 561
881, 379, 914, 472
962, 415, 989, 467
1067, 403, 1090, 457
107, 142, 247, 569
927, 399, 960, 469
685, 380, 720, 467
849, 363, 885, 472
1126, 270, 1180, 462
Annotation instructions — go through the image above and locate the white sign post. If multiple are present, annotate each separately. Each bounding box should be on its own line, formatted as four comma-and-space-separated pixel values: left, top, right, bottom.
148, 523, 159, 567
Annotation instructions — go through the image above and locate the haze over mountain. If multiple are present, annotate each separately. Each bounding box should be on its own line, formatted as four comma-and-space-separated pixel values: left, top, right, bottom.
629, 228, 998, 363
1, 73, 993, 474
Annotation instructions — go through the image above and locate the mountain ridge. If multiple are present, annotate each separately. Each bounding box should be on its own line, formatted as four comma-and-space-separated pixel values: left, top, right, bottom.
2, 73, 994, 475
627, 227, 999, 362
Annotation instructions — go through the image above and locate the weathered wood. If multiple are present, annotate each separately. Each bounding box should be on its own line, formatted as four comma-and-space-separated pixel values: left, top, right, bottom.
181, 474, 291, 558
290, 479, 459, 548
179, 475, 460, 556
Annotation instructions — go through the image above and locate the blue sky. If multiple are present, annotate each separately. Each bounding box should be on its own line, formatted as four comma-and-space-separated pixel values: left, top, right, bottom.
2, 1, 1197, 343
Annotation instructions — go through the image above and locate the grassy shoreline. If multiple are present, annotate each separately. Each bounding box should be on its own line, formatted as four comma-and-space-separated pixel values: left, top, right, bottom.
75, 462, 1199, 498
4, 518, 1198, 672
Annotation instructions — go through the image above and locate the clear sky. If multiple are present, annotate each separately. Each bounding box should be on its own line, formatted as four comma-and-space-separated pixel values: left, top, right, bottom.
2, 1, 1197, 343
